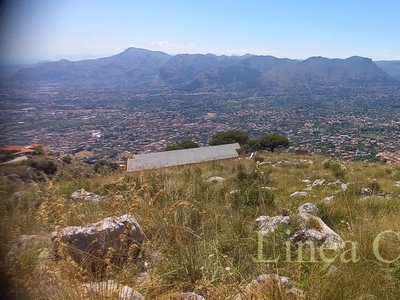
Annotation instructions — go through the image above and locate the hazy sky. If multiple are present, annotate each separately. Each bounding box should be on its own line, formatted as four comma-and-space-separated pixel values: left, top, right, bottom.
0, 0, 399, 63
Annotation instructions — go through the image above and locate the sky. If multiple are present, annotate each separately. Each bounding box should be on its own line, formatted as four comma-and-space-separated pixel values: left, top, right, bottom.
0, 0, 399, 64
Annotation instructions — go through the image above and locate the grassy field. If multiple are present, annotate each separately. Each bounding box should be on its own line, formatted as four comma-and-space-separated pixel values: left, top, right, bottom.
1, 153, 400, 299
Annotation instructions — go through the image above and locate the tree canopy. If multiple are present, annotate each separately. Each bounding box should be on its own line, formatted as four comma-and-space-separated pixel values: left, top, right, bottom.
259, 134, 289, 152
210, 130, 249, 146
210, 130, 289, 153
165, 141, 200, 151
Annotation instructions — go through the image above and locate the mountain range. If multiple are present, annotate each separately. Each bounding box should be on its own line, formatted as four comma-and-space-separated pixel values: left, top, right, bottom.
7, 47, 400, 91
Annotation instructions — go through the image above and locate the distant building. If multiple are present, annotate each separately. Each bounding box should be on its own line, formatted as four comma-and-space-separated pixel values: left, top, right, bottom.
127, 143, 240, 171
0, 144, 40, 157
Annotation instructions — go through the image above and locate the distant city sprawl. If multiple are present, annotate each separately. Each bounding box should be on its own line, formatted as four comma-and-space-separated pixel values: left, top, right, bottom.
1, 83, 400, 163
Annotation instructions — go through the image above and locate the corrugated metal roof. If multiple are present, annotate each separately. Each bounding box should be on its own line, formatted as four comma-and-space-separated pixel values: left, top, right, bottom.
127, 143, 240, 171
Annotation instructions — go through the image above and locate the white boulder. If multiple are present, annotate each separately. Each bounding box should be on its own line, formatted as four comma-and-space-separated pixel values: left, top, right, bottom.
51, 214, 146, 267
290, 191, 309, 198
255, 215, 291, 236
70, 188, 104, 202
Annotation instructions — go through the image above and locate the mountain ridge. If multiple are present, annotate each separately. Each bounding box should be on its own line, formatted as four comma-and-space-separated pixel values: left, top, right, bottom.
8, 47, 399, 90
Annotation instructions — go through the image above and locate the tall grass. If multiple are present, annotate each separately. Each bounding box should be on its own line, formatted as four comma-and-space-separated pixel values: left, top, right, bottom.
1, 154, 400, 299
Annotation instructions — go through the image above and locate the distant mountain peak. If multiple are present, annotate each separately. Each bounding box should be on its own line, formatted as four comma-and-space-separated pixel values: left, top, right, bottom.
8, 47, 399, 88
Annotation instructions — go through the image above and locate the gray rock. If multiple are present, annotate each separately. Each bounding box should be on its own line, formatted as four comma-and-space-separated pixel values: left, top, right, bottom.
327, 179, 342, 186
300, 159, 313, 165
323, 196, 335, 202
83, 280, 143, 300
255, 215, 291, 236
51, 214, 145, 268
70, 188, 104, 202
312, 179, 325, 187
206, 176, 225, 182
297, 202, 319, 215
361, 188, 373, 195
290, 191, 309, 198
293, 204, 344, 250
341, 183, 348, 191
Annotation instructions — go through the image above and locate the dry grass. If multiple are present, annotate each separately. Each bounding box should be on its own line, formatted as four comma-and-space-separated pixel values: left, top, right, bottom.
1, 153, 400, 299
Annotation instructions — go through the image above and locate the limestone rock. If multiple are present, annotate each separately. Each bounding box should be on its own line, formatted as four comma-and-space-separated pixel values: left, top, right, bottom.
206, 176, 225, 183
323, 196, 335, 202
327, 179, 342, 186
361, 188, 373, 195
312, 179, 325, 187
297, 202, 319, 216
51, 214, 145, 268
290, 191, 309, 198
256, 215, 291, 236
293, 204, 344, 250
70, 188, 104, 202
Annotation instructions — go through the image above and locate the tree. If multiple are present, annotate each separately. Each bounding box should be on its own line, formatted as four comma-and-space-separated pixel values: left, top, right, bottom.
259, 134, 289, 152
165, 141, 199, 151
179, 141, 200, 149
210, 130, 249, 146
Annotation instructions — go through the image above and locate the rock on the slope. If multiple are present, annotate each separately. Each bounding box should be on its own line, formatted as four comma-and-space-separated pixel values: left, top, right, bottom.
236, 273, 305, 300
290, 191, 309, 198
83, 280, 143, 300
293, 203, 344, 250
312, 179, 325, 187
229, 189, 240, 195
323, 196, 335, 202
70, 188, 104, 202
255, 215, 291, 236
206, 176, 225, 182
297, 202, 319, 215
327, 179, 342, 186
51, 214, 146, 268
361, 188, 373, 195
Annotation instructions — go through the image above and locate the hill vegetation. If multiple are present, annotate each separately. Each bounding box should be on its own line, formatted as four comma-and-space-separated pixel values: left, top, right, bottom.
2, 153, 400, 299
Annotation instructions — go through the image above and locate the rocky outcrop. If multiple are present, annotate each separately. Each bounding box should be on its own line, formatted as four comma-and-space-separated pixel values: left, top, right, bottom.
70, 188, 104, 202
236, 274, 305, 300
293, 203, 344, 250
51, 214, 146, 269
255, 215, 290, 236
256, 202, 344, 250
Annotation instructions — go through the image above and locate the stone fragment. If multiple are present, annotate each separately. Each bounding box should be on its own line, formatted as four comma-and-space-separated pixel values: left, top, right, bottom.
290, 191, 309, 198
70, 188, 104, 202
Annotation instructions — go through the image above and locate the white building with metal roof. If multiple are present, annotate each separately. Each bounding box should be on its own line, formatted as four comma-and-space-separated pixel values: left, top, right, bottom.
127, 143, 240, 171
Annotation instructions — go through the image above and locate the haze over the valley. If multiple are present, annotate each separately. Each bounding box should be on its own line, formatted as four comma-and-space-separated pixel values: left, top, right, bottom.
0, 0, 399, 64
